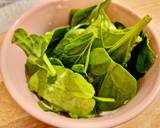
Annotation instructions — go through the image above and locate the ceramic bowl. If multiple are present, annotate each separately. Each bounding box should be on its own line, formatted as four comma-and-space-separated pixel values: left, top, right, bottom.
1, 0, 160, 128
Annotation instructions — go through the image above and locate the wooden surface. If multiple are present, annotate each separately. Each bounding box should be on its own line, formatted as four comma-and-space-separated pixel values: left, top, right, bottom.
0, 0, 160, 128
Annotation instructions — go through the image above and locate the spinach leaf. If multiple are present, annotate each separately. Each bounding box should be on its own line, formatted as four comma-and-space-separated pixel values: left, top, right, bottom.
90, 48, 137, 111
114, 22, 126, 29
108, 15, 152, 66
136, 33, 156, 73
70, 5, 96, 28
69, 0, 125, 50
25, 59, 40, 80
53, 28, 94, 68
49, 57, 63, 66
86, 0, 128, 49
70, 0, 111, 29
127, 31, 156, 79
44, 26, 69, 57
12, 28, 48, 58
29, 66, 114, 117
38, 100, 61, 113
91, 38, 103, 49
71, 64, 88, 77
12, 28, 57, 77
62, 31, 94, 66
53, 28, 85, 58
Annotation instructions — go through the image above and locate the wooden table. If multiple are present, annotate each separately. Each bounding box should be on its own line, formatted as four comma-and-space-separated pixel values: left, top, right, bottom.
0, 0, 160, 127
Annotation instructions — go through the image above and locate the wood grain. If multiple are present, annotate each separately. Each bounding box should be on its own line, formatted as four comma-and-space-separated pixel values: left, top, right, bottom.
0, 0, 160, 128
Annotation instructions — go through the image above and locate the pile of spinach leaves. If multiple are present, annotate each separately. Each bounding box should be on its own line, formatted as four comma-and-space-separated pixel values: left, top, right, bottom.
12, 0, 155, 118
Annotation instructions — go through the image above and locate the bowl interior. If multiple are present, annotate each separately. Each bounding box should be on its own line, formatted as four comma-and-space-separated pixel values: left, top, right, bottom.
1, 0, 160, 128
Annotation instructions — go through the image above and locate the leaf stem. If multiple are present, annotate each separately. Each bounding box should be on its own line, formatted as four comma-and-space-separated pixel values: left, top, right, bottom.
89, 0, 111, 22
43, 54, 56, 76
108, 15, 152, 54
84, 38, 94, 72
38, 101, 60, 113
99, 0, 111, 11
93, 96, 115, 102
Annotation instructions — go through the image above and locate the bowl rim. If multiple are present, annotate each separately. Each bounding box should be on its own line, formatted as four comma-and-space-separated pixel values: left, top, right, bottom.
1, 1, 160, 128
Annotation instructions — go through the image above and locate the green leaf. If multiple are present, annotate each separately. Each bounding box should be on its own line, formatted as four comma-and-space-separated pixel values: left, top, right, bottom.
70, 5, 96, 28
91, 38, 103, 49
114, 22, 126, 29
70, 0, 111, 29
127, 31, 156, 79
12, 28, 48, 58
69, 0, 123, 51
25, 59, 40, 80
12, 28, 57, 76
90, 48, 137, 111
42, 54, 56, 76
29, 63, 114, 117
70, 0, 120, 50
53, 28, 85, 57
53, 29, 94, 68
49, 57, 64, 66
44, 26, 69, 57
12, 29, 48, 78
37, 100, 62, 113
108, 15, 152, 66
71, 64, 88, 77
93, 96, 115, 102
86, 1, 127, 49
29, 66, 96, 117
136, 35, 156, 73
89, 0, 111, 21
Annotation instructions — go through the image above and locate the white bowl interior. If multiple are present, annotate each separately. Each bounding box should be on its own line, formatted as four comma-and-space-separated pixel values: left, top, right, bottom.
1, 0, 160, 128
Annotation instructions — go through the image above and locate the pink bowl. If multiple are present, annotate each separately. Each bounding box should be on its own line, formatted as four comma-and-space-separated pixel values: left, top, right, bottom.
1, 0, 160, 128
